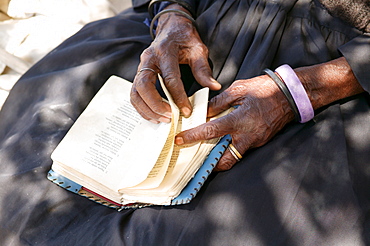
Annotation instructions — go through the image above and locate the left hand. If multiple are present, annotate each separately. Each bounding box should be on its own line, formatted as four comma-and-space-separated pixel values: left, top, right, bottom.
130, 4, 220, 124
175, 75, 295, 171
175, 57, 365, 171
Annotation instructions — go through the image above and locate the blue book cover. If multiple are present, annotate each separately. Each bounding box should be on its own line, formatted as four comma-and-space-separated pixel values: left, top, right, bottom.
47, 134, 231, 210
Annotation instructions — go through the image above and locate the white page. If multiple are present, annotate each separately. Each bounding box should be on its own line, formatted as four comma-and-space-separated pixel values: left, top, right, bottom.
120, 75, 182, 190
51, 76, 172, 191
119, 87, 210, 196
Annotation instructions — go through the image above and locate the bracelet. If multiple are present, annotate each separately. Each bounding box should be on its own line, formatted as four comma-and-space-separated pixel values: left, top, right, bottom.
275, 64, 314, 123
149, 9, 197, 40
148, 0, 196, 18
263, 68, 301, 122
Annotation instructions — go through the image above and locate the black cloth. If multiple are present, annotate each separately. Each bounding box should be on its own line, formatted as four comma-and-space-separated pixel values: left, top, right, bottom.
0, 0, 370, 245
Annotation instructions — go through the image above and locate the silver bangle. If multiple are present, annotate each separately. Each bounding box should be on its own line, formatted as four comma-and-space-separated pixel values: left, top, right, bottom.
149, 9, 197, 40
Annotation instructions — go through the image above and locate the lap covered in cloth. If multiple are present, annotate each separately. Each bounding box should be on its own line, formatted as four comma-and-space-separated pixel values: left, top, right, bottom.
0, 0, 369, 245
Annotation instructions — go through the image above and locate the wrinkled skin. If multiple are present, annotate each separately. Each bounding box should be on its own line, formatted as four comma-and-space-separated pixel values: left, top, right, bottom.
175, 76, 295, 171
131, 4, 365, 171
131, 4, 221, 123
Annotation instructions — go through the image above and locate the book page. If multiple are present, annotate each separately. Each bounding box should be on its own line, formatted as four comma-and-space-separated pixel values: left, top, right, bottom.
120, 75, 182, 190
51, 161, 123, 204
119, 107, 234, 205
119, 87, 209, 197
164, 87, 209, 179
51, 76, 172, 191
124, 103, 179, 190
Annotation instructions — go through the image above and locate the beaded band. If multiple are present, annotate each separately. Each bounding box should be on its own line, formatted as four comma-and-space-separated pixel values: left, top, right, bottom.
148, 0, 196, 18
149, 9, 197, 40
263, 68, 301, 122
275, 64, 314, 123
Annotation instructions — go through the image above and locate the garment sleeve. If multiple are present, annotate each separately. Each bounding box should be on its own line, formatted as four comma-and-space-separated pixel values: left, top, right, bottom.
132, 0, 150, 8
132, 0, 198, 15
338, 33, 370, 93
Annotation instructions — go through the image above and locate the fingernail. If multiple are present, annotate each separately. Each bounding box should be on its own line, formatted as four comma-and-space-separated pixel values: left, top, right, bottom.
164, 111, 172, 118
182, 107, 192, 117
175, 136, 184, 145
210, 78, 222, 89
159, 117, 171, 123
149, 119, 159, 124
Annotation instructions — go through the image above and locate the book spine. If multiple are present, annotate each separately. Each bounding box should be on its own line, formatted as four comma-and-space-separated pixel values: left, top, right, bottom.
47, 169, 82, 193
48, 170, 125, 210
170, 134, 231, 205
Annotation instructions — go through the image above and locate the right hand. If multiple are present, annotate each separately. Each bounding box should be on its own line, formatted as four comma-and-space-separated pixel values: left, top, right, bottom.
130, 4, 221, 124
175, 75, 295, 171
175, 57, 365, 171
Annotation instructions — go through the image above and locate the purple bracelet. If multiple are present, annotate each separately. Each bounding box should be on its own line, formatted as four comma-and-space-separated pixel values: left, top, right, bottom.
275, 64, 314, 123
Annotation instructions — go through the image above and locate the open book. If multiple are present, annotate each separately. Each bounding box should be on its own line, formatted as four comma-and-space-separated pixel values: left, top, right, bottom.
48, 75, 231, 209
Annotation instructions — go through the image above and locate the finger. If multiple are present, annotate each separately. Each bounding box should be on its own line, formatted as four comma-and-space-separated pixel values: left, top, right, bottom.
160, 54, 192, 117
213, 150, 238, 171
215, 138, 246, 171
188, 45, 221, 91
206, 91, 238, 119
175, 112, 238, 145
132, 67, 172, 122
130, 87, 170, 124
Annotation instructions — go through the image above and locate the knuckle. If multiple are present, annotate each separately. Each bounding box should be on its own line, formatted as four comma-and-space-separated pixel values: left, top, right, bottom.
184, 130, 201, 142
130, 97, 141, 107
150, 103, 167, 115
161, 52, 178, 64
130, 93, 142, 109
204, 124, 220, 139
216, 159, 235, 171
162, 73, 181, 87
181, 124, 218, 143
192, 61, 211, 77
162, 70, 179, 80
140, 48, 154, 61
132, 78, 147, 91
211, 91, 233, 106
156, 41, 171, 54
189, 45, 209, 62
198, 43, 209, 56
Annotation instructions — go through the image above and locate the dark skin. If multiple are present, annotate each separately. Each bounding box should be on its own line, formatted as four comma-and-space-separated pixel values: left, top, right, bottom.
131, 4, 221, 124
131, 4, 365, 171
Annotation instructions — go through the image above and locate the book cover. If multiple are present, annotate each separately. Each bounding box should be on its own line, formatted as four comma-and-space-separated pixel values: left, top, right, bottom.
48, 134, 231, 210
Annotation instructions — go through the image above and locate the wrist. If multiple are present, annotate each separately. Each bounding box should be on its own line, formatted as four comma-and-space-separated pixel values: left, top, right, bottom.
272, 82, 297, 124
148, 0, 195, 18
294, 57, 365, 110
264, 77, 297, 128
159, 4, 194, 25
250, 76, 296, 126
148, 1, 195, 40
274, 65, 314, 123
151, 4, 196, 39
163, 3, 191, 14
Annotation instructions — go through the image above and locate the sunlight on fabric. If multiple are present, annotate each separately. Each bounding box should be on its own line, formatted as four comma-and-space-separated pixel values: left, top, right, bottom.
204, 193, 259, 245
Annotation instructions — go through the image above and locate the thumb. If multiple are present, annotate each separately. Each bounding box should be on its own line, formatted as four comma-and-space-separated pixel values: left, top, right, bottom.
190, 55, 221, 91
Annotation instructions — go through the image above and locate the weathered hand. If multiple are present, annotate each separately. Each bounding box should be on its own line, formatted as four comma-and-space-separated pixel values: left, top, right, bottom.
131, 4, 221, 123
175, 75, 295, 171
175, 57, 364, 171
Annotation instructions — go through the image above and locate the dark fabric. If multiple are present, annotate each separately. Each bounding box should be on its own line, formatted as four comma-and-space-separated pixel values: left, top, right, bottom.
152, 1, 172, 16
0, 0, 369, 245
132, 0, 151, 8
320, 0, 370, 33
132, 0, 197, 13
339, 34, 370, 92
